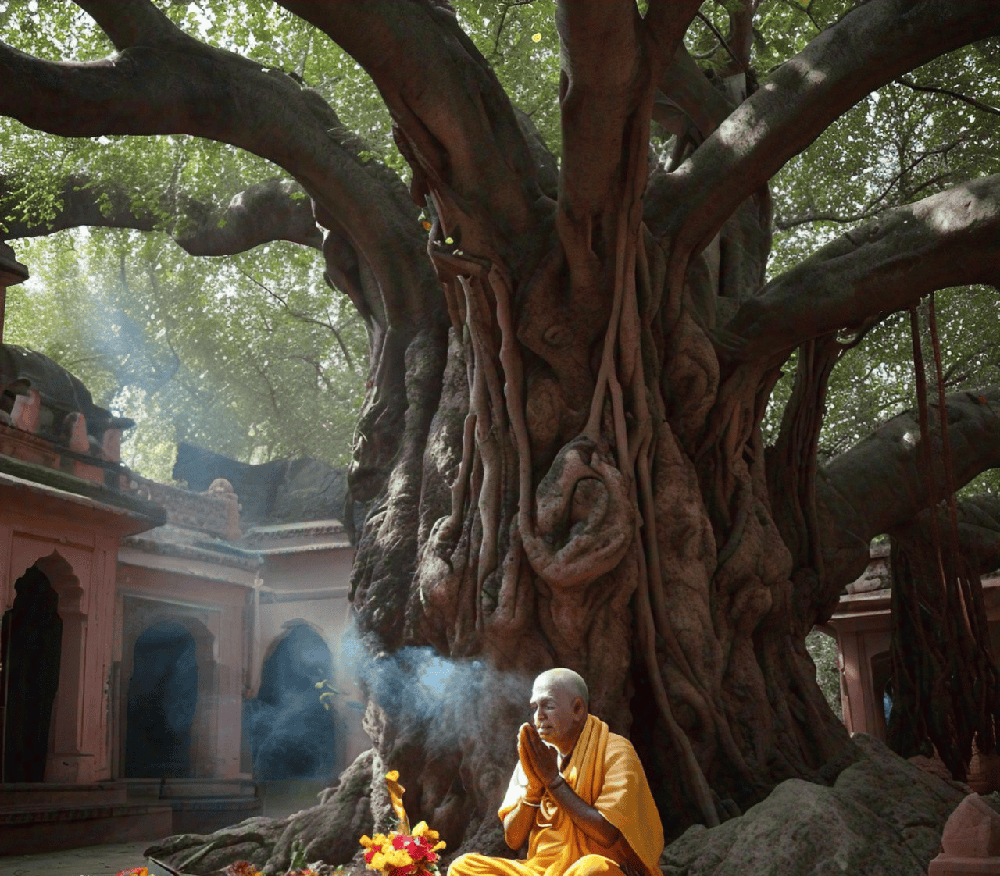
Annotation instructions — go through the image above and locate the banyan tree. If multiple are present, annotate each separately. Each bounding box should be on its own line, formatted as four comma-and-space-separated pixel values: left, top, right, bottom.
3, 0, 1000, 870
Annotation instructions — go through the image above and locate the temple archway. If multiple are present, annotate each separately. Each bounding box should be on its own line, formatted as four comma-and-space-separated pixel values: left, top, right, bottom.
0, 564, 62, 782
125, 621, 199, 778
250, 623, 336, 780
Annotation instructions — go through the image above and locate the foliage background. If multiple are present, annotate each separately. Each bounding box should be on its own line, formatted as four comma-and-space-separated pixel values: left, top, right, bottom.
2, 0, 999, 699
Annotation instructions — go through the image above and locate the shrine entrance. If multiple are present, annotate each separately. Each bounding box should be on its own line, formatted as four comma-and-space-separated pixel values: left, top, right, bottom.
0, 564, 62, 782
251, 624, 337, 780
125, 621, 199, 778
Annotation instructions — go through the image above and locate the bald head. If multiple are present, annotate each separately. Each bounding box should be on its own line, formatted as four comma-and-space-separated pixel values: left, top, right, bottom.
530, 669, 589, 754
534, 668, 589, 708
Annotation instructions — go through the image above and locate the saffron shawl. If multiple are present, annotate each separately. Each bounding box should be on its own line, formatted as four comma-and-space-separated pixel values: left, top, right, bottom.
498, 715, 664, 876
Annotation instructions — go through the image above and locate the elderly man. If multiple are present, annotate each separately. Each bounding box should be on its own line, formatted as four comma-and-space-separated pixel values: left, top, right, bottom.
450, 669, 663, 876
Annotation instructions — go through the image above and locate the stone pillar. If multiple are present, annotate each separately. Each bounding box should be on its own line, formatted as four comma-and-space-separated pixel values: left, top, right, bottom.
192, 654, 219, 777
0, 242, 29, 344
46, 582, 94, 783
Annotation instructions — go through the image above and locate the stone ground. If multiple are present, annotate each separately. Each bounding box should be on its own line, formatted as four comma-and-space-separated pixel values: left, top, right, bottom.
0, 840, 154, 876
0, 781, 324, 876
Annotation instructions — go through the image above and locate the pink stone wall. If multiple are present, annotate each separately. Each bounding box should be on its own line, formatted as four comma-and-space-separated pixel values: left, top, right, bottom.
0, 480, 146, 783
116, 561, 254, 779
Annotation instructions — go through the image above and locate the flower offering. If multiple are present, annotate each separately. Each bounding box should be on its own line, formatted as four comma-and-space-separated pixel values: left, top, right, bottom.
359, 772, 446, 876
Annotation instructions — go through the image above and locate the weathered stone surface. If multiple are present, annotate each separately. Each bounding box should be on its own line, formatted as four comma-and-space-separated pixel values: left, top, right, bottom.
660, 734, 964, 876
0, 343, 134, 439
836, 734, 966, 865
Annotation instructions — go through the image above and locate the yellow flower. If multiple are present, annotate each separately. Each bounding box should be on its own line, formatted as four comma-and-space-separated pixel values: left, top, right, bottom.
386, 770, 399, 782
531, 33, 541, 42
411, 821, 438, 841
411, 821, 446, 850
386, 849, 413, 869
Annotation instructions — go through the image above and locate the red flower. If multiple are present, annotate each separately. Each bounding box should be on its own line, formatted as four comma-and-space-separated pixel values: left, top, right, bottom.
365, 844, 383, 864
412, 836, 439, 862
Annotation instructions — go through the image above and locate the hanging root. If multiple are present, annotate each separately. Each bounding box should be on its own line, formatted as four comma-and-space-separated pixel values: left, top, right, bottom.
887, 301, 1000, 778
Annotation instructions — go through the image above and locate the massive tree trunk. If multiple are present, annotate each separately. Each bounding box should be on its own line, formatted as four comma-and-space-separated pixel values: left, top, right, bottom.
3, 1, 1000, 871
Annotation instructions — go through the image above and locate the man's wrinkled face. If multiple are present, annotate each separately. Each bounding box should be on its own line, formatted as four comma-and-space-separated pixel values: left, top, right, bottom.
530, 676, 585, 755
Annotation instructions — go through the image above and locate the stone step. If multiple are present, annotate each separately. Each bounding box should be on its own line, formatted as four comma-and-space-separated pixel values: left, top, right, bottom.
165, 795, 263, 835
159, 777, 257, 799
0, 802, 174, 855
0, 781, 126, 808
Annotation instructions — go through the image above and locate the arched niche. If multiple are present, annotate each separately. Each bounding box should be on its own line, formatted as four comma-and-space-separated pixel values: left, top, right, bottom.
2, 548, 102, 781
0, 563, 62, 781
125, 621, 199, 778
249, 622, 337, 781
5, 547, 86, 615
121, 603, 218, 778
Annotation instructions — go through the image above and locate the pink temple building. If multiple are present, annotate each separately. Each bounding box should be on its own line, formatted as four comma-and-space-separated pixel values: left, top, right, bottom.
0, 244, 365, 854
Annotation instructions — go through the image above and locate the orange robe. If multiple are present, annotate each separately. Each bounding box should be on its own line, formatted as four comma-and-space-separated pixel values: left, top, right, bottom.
450, 715, 663, 876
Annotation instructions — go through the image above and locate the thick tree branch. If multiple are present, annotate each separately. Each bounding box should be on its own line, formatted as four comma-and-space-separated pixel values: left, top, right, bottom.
651, 0, 1000, 253
72, 0, 187, 50
815, 386, 1000, 606
1, 175, 322, 255
555, 1, 645, 224
715, 174, 1000, 365
644, 0, 705, 66
654, 45, 734, 142
895, 495, 1000, 579
0, 16, 450, 524
275, 0, 545, 255
0, 35, 440, 329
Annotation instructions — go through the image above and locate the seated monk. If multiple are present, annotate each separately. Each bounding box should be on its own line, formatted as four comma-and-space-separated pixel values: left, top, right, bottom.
450, 669, 663, 876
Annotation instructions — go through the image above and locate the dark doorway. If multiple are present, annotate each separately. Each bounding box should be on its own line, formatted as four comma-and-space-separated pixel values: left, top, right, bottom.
125, 622, 199, 778
871, 651, 892, 736
0, 565, 63, 782
250, 625, 336, 780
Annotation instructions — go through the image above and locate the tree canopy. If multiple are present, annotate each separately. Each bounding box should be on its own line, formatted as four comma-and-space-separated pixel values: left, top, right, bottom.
3, 1, 1000, 872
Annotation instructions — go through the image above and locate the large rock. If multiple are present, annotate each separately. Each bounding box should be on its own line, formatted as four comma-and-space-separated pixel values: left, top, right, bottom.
661, 734, 964, 876
173, 442, 350, 528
